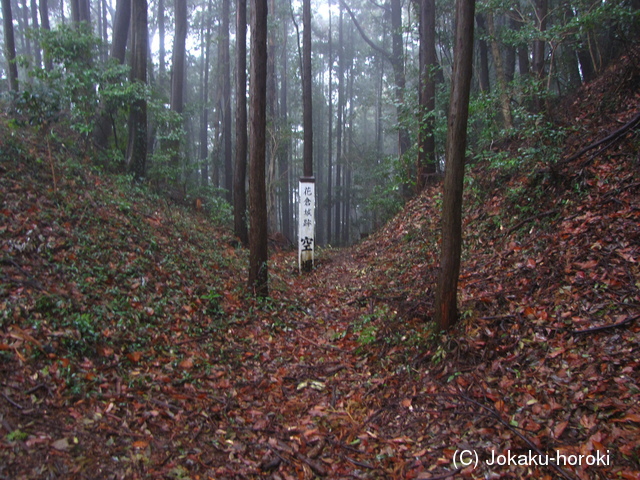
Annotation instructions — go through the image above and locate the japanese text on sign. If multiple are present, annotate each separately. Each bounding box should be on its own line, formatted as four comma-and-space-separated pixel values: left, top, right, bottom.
298, 178, 315, 272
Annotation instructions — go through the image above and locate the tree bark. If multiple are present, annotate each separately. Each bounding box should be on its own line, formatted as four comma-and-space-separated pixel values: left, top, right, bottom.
486, 12, 513, 130
302, 0, 313, 178
248, 0, 269, 296
38, 0, 52, 71
234, 0, 249, 246
30, 0, 42, 68
390, 0, 410, 157
171, 0, 187, 115
125, 0, 148, 181
475, 13, 490, 92
416, 0, 437, 191
199, 0, 213, 187
157, 0, 166, 91
326, 2, 333, 244
2, 0, 19, 92
168, 0, 187, 184
435, 0, 475, 331
221, 0, 233, 202
334, 7, 344, 246
279, 15, 291, 241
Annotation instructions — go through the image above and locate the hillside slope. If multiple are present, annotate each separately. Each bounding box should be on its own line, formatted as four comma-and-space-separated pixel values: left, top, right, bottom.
1, 47, 639, 479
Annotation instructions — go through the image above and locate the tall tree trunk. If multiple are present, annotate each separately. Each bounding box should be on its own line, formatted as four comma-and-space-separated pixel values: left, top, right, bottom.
93, 0, 130, 149
125, 0, 148, 181
334, 7, 344, 246
234, 0, 249, 245
171, 0, 187, 115
532, 0, 547, 111
169, 0, 187, 182
266, 0, 278, 233
221, 0, 233, 202
302, 0, 313, 178
199, 0, 213, 187
475, 13, 490, 92
70, 0, 91, 24
486, 12, 513, 130
21, 0, 32, 58
326, 2, 333, 244
38, 0, 53, 71
416, 0, 437, 191
30, 0, 42, 68
157, 0, 166, 92
2, 0, 19, 92
435, 0, 475, 331
390, 0, 410, 157
248, 0, 269, 296
279, 15, 291, 241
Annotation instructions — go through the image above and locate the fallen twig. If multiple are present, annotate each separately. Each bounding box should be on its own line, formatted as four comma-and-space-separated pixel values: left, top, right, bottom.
572, 315, 638, 335
560, 110, 640, 164
504, 209, 560, 236
296, 331, 352, 354
1, 391, 24, 410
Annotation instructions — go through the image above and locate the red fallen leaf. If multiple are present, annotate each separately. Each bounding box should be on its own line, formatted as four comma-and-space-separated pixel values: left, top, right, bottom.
127, 352, 142, 363
132, 440, 149, 449
619, 443, 636, 456
553, 420, 568, 439
0, 343, 11, 351
179, 357, 194, 369
613, 413, 640, 423
401, 398, 412, 408
526, 258, 536, 268
575, 259, 598, 269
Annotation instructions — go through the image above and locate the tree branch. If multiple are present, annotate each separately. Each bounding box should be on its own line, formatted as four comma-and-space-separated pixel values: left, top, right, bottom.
338, 0, 392, 61
560, 111, 640, 165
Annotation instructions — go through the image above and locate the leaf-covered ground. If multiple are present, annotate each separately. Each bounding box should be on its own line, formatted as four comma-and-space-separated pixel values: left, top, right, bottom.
1, 49, 639, 479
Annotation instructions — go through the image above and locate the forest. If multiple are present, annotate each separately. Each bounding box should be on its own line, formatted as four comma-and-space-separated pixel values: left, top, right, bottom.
1, 0, 640, 477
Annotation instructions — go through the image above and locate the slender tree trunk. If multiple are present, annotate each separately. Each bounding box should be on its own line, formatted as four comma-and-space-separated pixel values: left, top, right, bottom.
234, 0, 249, 245
486, 12, 513, 130
416, 0, 437, 191
125, 0, 148, 181
169, 0, 187, 184
390, 0, 410, 157
334, 7, 344, 245
199, 0, 212, 187
171, 0, 187, 115
38, 0, 52, 71
279, 16, 291, 241
157, 0, 166, 92
475, 13, 490, 92
326, 2, 333, 244
21, 0, 32, 58
2, 0, 19, 92
266, 0, 278, 233
302, 0, 313, 178
532, 0, 547, 111
221, 0, 233, 202
248, 0, 269, 296
30, 0, 42, 68
435, 0, 475, 331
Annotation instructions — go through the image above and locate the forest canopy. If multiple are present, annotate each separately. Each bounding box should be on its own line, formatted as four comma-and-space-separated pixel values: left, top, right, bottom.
1, 0, 638, 245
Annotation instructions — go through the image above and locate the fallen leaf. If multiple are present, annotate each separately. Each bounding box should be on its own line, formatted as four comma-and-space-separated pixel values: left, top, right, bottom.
52, 438, 70, 451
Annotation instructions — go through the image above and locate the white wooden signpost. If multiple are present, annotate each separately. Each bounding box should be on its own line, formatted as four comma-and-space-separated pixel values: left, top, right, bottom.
298, 177, 315, 272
